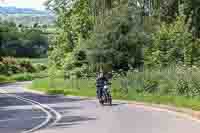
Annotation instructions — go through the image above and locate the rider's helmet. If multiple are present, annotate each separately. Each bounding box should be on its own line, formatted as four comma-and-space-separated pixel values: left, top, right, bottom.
97, 72, 103, 79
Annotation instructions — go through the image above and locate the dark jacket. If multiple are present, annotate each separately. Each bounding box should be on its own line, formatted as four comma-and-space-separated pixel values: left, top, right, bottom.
96, 77, 108, 89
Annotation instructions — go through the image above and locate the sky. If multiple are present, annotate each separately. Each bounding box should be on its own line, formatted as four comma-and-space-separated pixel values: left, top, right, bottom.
0, 0, 47, 10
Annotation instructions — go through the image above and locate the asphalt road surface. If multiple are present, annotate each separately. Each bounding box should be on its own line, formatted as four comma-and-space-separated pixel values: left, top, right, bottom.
0, 82, 200, 133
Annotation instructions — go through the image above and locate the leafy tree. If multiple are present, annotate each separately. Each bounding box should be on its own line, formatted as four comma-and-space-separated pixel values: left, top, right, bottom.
47, 0, 200, 78
33, 23, 39, 28
47, 0, 93, 69
85, 1, 148, 72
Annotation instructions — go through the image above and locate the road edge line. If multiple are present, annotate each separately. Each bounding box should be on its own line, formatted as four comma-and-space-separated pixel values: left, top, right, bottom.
0, 89, 55, 133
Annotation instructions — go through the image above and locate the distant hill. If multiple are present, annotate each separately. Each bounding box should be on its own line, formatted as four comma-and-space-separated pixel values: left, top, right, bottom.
0, 6, 50, 15
0, 6, 55, 26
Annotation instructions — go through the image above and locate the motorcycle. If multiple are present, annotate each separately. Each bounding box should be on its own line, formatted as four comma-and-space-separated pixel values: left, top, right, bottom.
98, 82, 112, 106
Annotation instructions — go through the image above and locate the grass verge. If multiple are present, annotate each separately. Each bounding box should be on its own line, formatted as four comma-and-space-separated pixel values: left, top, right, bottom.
29, 78, 200, 111
0, 75, 14, 84
17, 58, 48, 65
0, 71, 48, 84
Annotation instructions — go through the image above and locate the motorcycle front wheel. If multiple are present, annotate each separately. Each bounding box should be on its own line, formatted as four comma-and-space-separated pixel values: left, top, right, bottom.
99, 97, 104, 105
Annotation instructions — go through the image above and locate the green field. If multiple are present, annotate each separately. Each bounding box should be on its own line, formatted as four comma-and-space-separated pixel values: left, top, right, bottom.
17, 58, 48, 65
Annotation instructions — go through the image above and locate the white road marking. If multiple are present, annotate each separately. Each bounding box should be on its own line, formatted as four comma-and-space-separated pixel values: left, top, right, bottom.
0, 89, 62, 133
0, 105, 43, 110
0, 116, 47, 122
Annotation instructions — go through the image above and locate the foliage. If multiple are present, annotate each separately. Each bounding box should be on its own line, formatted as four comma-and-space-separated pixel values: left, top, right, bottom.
17, 58, 48, 65
145, 17, 200, 68
0, 57, 37, 75
11, 73, 35, 81
48, 0, 93, 69
86, 3, 148, 72
31, 69, 200, 111
8, 71, 47, 81
0, 21, 48, 58
18, 59, 36, 73
45, 0, 200, 106
32, 65, 200, 98
35, 63, 48, 72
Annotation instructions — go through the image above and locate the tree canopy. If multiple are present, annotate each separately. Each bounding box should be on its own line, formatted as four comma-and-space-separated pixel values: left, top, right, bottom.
47, 0, 200, 78
0, 21, 48, 58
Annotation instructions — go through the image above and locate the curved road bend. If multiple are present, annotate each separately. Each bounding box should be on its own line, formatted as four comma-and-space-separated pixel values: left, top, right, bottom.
0, 82, 200, 133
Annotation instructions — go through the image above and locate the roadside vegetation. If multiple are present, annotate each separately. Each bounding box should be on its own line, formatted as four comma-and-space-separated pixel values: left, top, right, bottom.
17, 58, 48, 65
0, 21, 48, 58
0, 21, 49, 83
0, 57, 48, 83
30, 66, 200, 110
2, 0, 200, 110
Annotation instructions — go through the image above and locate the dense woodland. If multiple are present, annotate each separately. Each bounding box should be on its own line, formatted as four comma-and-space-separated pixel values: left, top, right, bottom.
47, 0, 200, 75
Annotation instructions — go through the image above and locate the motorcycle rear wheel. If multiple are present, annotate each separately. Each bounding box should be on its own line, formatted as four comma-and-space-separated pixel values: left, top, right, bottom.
108, 97, 112, 106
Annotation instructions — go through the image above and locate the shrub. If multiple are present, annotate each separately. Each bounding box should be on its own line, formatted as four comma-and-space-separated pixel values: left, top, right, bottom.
0, 57, 21, 75
145, 17, 197, 68
11, 73, 34, 81
0, 62, 7, 75
35, 63, 47, 72
144, 79, 159, 93
0, 57, 37, 75
18, 59, 36, 73
175, 69, 200, 97
2, 57, 17, 65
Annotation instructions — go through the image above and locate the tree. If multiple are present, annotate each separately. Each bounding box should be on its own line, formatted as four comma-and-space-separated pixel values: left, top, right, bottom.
0, 21, 48, 58
85, 1, 148, 72
47, 0, 93, 68
33, 23, 39, 28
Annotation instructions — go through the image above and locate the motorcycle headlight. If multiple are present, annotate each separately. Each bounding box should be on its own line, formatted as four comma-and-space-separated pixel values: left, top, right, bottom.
104, 85, 108, 89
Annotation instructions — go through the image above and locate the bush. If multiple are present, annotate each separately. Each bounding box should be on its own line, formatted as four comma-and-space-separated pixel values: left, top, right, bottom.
11, 73, 34, 81
0, 57, 21, 75
0, 57, 39, 75
35, 63, 47, 72
175, 69, 200, 97
144, 79, 159, 93
145, 17, 200, 68
114, 66, 200, 98
0, 62, 7, 75
18, 59, 36, 73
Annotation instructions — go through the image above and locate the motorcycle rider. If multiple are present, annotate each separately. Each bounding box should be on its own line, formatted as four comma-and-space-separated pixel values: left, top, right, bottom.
96, 72, 108, 102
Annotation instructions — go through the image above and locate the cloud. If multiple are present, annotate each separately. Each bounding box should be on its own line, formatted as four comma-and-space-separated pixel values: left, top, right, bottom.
0, 0, 47, 10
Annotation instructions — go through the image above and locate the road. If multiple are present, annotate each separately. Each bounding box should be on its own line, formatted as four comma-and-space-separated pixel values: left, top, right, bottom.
0, 82, 200, 133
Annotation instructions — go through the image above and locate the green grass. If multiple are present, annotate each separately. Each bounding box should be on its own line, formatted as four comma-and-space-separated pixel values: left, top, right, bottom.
10, 72, 48, 81
29, 77, 200, 111
0, 75, 14, 84
30, 58, 48, 65
30, 78, 96, 96
17, 58, 48, 65
0, 71, 48, 84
